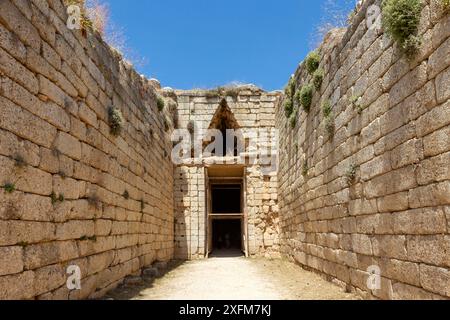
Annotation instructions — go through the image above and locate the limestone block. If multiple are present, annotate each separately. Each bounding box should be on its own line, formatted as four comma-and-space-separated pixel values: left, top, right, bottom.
423, 125, 450, 157
54, 131, 81, 160
351, 234, 373, 255
372, 235, 407, 260
24, 240, 79, 270
0, 221, 55, 246
377, 192, 409, 213
407, 235, 450, 267
55, 220, 95, 241
0, 0, 40, 50
409, 181, 450, 208
420, 264, 450, 297
0, 246, 23, 276
416, 100, 450, 137
0, 271, 35, 299
33, 264, 66, 296
0, 96, 57, 148
0, 191, 53, 221
390, 139, 423, 170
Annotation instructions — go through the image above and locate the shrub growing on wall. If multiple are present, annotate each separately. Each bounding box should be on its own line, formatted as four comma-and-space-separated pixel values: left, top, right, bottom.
305, 51, 320, 74
298, 84, 314, 112
284, 99, 294, 118
313, 69, 324, 90
284, 77, 297, 118
108, 106, 124, 136
157, 96, 165, 112
382, 0, 423, 57
289, 108, 299, 128
322, 100, 334, 137
322, 100, 332, 118
2, 183, 16, 194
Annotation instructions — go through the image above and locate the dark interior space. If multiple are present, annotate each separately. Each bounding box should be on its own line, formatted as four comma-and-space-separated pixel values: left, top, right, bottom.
212, 219, 242, 251
211, 184, 241, 213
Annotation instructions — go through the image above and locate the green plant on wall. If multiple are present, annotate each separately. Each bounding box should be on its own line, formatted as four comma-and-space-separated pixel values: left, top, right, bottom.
2, 183, 16, 194
51, 192, 65, 205
289, 108, 299, 128
284, 98, 294, 117
302, 161, 309, 177
346, 164, 358, 185
305, 51, 320, 74
157, 96, 165, 112
108, 106, 124, 136
13, 154, 26, 169
322, 100, 332, 118
382, 0, 423, 57
285, 77, 296, 98
322, 100, 334, 137
298, 84, 314, 112
350, 94, 365, 114
313, 69, 324, 90
284, 77, 297, 118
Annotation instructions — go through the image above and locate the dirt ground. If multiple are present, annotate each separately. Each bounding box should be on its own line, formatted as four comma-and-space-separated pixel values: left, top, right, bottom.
105, 256, 360, 300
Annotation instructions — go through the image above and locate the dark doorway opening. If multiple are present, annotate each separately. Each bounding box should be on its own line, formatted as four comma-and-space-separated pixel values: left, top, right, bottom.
211, 219, 242, 257
211, 184, 241, 214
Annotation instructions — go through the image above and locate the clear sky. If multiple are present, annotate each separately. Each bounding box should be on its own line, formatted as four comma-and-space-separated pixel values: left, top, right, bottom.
106, 0, 355, 91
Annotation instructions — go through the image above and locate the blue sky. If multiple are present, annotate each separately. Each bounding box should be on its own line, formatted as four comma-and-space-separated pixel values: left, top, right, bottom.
106, 0, 355, 91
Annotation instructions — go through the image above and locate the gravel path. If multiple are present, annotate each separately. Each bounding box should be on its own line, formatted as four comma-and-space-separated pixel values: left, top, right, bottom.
105, 257, 359, 300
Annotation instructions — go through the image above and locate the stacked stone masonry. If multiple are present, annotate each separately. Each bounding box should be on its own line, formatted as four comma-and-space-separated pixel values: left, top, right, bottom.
173, 90, 280, 259
276, 0, 450, 299
0, 0, 174, 299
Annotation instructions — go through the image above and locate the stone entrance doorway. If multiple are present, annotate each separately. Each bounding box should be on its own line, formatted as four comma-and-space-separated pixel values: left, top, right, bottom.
206, 166, 248, 258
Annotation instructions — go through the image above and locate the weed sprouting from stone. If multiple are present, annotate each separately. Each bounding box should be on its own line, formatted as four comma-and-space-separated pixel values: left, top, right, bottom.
58, 171, 67, 179
322, 100, 332, 118
51, 192, 65, 205
302, 162, 309, 177
305, 51, 321, 74
157, 96, 165, 112
290, 109, 299, 128
299, 84, 314, 112
382, 0, 422, 57
346, 164, 358, 184
108, 106, 124, 136
350, 95, 364, 114
87, 194, 101, 209
284, 77, 297, 118
2, 183, 16, 194
313, 68, 324, 90
284, 98, 294, 118
322, 100, 334, 138
13, 155, 26, 169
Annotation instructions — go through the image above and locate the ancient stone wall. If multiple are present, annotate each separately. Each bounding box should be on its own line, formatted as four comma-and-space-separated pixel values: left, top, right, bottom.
0, 0, 174, 299
277, 0, 450, 299
173, 89, 280, 259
